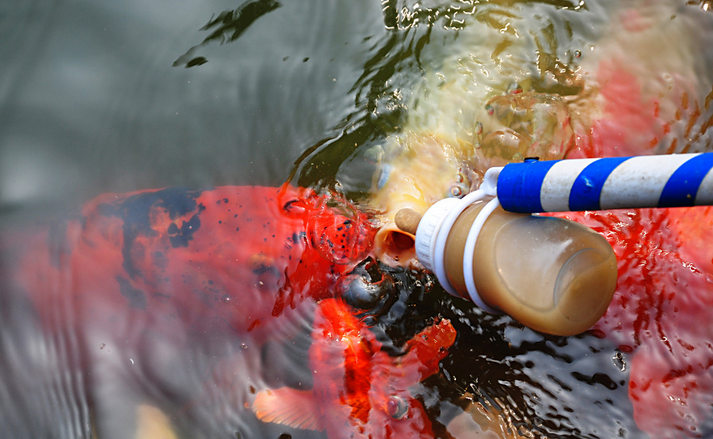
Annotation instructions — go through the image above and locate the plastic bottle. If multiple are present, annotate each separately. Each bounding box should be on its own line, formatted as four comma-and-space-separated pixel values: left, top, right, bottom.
395, 153, 713, 335
397, 195, 617, 336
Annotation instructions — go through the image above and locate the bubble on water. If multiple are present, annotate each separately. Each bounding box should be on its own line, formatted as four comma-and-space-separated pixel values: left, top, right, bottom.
474, 121, 483, 135
386, 395, 409, 419
612, 351, 627, 372
507, 83, 522, 94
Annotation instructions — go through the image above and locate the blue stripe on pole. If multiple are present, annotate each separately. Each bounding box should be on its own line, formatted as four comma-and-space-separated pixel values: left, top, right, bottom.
568, 156, 631, 211
659, 154, 713, 207
497, 159, 559, 213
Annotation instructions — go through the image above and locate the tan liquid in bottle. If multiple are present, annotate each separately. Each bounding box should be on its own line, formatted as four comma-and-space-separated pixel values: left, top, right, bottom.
443, 200, 617, 336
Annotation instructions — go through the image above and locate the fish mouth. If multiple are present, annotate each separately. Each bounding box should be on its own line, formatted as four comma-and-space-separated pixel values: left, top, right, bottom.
373, 221, 418, 268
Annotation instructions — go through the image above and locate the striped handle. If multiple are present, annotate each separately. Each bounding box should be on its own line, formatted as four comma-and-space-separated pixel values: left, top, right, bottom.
497, 153, 713, 213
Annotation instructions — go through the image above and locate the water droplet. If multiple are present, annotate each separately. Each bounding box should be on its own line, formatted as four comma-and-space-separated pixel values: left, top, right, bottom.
485, 105, 494, 116
508, 83, 522, 94
450, 186, 463, 197
241, 343, 248, 350
386, 395, 409, 419
574, 50, 582, 58
474, 121, 483, 135
612, 351, 626, 372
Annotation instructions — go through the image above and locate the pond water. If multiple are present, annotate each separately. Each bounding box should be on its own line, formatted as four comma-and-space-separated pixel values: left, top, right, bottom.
1, 0, 713, 438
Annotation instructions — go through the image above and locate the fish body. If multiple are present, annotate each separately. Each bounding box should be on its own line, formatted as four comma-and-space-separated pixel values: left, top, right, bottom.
550, 8, 713, 434
367, 0, 713, 267
253, 298, 457, 438
6, 185, 375, 341
556, 207, 713, 438
0, 185, 377, 437
364, 2, 713, 436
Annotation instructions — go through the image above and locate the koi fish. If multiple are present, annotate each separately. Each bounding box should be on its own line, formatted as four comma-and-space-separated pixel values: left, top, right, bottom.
548, 7, 713, 436
5, 184, 375, 339
555, 207, 713, 439
367, 2, 713, 436
0, 184, 377, 437
252, 298, 457, 439
367, 0, 713, 268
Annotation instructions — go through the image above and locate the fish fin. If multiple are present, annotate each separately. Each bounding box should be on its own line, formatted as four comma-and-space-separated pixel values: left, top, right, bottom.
134, 404, 178, 439
403, 318, 457, 378
252, 387, 323, 431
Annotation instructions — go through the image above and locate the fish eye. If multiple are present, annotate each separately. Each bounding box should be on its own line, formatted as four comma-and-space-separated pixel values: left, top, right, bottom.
386, 395, 409, 420
376, 164, 392, 190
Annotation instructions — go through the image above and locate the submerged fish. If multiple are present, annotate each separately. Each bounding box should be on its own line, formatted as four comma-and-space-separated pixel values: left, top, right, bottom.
366, 0, 713, 267
0, 184, 377, 438
360, 1, 713, 436
551, 9, 713, 436
557, 207, 713, 439
252, 297, 457, 439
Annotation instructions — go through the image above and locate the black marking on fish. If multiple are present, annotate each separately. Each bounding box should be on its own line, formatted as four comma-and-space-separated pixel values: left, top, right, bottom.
167, 214, 201, 248
97, 187, 204, 278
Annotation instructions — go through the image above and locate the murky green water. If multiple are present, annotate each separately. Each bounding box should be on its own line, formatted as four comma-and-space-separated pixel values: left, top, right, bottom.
1, 0, 713, 438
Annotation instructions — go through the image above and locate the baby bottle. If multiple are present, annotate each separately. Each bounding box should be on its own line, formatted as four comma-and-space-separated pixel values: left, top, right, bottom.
393, 167, 620, 335
397, 152, 713, 335
398, 197, 617, 336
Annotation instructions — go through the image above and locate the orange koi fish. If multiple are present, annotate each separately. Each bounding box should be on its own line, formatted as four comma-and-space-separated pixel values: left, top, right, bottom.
554, 18, 713, 430
558, 207, 713, 438
0, 184, 377, 437
4, 185, 375, 341
252, 298, 457, 439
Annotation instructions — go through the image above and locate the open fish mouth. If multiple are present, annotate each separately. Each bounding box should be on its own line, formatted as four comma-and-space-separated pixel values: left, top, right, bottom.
369, 157, 477, 268
373, 220, 418, 267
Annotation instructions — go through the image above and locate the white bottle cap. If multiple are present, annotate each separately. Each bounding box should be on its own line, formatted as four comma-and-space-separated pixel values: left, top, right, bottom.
414, 198, 460, 272
414, 190, 490, 297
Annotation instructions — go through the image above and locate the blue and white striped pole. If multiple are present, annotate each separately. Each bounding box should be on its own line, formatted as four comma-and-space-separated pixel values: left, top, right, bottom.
495, 153, 713, 213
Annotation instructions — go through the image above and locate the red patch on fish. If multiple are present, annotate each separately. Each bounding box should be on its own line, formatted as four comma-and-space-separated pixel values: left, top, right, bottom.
6, 185, 376, 344
252, 298, 457, 438
555, 207, 713, 438
568, 59, 665, 159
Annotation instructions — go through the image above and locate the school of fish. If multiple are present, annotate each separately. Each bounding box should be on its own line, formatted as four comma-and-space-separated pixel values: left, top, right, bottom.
363, 0, 713, 437
2, 0, 713, 438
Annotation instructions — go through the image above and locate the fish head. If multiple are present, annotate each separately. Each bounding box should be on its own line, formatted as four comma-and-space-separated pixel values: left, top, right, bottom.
367, 90, 578, 268
369, 134, 478, 267
306, 194, 378, 270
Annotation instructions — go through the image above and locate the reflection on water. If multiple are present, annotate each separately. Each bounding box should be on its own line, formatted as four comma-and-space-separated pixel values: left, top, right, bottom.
1, 0, 713, 438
